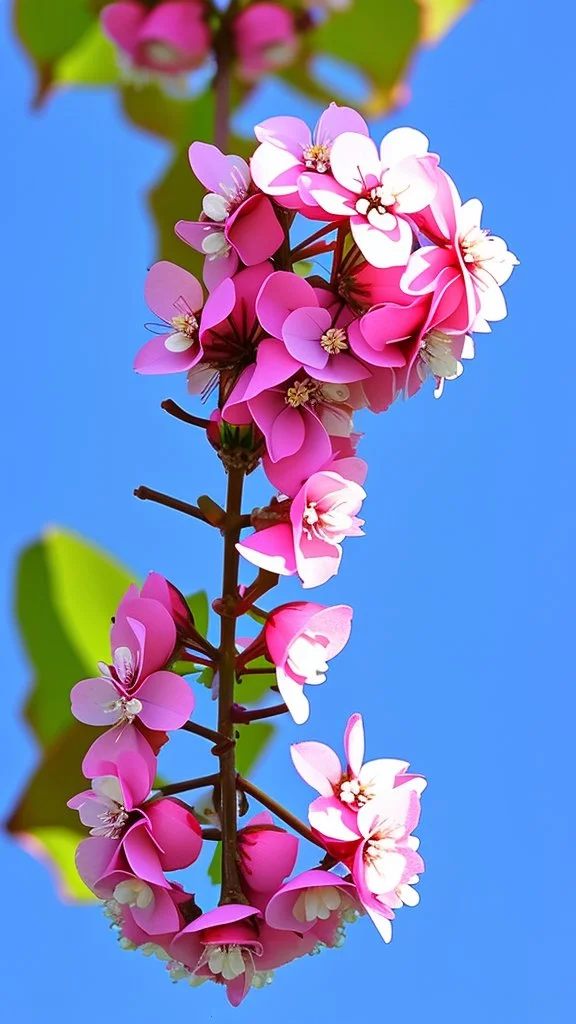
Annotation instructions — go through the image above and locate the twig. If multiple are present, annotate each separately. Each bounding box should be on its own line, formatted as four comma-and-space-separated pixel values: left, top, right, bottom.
236, 775, 326, 850
134, 486, 209, 524
181, 720, 229, 746
161, 399, 210, 429
232, 703, 288, 723
157, 773, 219, 797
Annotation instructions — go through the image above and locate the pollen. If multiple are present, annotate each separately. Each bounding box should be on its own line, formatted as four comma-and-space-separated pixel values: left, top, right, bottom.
320, 327, 349, 354
302, 143, 331, 173
171, 313, 198, 337
285, 379, 318, 407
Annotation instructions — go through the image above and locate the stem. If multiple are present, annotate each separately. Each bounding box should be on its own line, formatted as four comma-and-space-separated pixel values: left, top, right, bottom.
134, 486, 209, 525
236, 776, 326, 851
331, 225, 347, 286
217, 467, 246, 904
161, 400, 210, 430
232, 703, 288, 723
291, 222, 336, 261
202, 827, 223, 841
157, 773, 219, 797
181, 720, 229, 746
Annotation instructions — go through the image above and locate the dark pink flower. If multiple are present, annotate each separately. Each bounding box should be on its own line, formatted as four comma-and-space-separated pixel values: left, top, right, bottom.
233, 3, 298, 83
171, 904, 263, 1005
176, 143, 284, 290
101, 2, 211, 74
237, 812, 299, 893
265, 868, 360, 933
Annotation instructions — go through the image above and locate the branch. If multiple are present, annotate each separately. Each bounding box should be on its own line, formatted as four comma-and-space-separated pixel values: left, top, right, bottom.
236, 776, 326, 850
181, 720, 230, 747
161, 399, 210, 429
134, 486, 210, 524
232, 703, 288, 723
157, 773, 219, 797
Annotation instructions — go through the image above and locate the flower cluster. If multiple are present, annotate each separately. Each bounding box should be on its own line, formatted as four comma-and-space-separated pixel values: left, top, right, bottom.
69, 99, 515, 1004
100, 1, 315, 88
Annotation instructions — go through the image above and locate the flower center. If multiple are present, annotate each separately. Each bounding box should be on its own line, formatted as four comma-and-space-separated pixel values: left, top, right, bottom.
293, 886, 343, 923
103, 695, 143, 723
355, 184, 397, 222
113, 879, 154, 910
337, 773, 375, 808
206, 945, 253, 982
142, 41, 181, 67
171, 313, 198, 338
285, 378, 320, 407
460, 225, 493, 265
419, 330, 459, 380
320, 327, 348, 354
302, 142, 331, 173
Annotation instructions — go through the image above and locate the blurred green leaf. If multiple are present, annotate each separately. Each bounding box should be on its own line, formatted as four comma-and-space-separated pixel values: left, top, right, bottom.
310, 0, 421, 114
186, 589, 209, 638
55, 21, 119, 86
237, 656, 276, 706
15, 0, 94, 64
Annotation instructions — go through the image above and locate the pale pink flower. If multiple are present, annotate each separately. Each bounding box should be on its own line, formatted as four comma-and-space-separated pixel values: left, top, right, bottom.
405, 168, 518, 332
265, 868, 360, 933
171, 904, 263, 1005
175, 143, 284, 290
263, 601, 353, 723
233, 3, 298, 83
139, 572, 196, 641
70, 590, 194, 732
251, 103, 369, 212
101, 2, 211, 74
236, 457, 367, 588
299, 127, 439, 267
237, 812, 299, 893
134, 261, 204, 375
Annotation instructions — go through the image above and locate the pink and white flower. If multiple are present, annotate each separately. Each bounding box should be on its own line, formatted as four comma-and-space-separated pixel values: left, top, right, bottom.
176, 143, 284, 290
134, 261, 204, 375
101, 2, 211, 74
263, 601, 353, 723
299, 127, 439, 267
71, 590, 194, 732
265, 868, 360, 933
237, 457, 367, 588
171, 904, 263, 1005
251, 103, 369, 212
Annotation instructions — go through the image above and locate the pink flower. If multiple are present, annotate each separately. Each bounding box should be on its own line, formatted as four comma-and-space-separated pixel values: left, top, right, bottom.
299, 127, 439, 267
263, 602, 353, 723
350, 794, 424, 943
101, 2, 211, 74
70, 590, 194, 732
175, 143, 284, 290
81, 719, 159, 788
251, 103, 369, 212
237, 457, 367, 588
405, 169, 518, 332
265, 868, 360, 933
171, 904, 263, 1005
139, 572, 196, 641
237, 812, 299, 893
233, 3, 298, 83
134, 261, 204, 375
256, 271, 370, 384
197, 262, 272, 368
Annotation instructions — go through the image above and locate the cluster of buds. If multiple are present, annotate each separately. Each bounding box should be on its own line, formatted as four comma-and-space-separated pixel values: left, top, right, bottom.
69, 98, 515, 1004
100, 0, 319, 87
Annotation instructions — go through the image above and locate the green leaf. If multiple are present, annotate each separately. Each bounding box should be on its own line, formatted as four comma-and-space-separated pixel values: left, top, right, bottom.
237, 656, 276, 705
121, 84, 202, 144
15, 0, 94, 65
19, 827, 95, 902
17, 527, 134, 748
310, 0, 421, 114
186, 590, 209, 639
55, 21, 120, 86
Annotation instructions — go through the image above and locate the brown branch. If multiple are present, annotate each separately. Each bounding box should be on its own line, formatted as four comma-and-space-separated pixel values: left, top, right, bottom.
236, 776, 326, 850
134, 486, 210, 524
181, 720, 229, 746
161, 399, 210, 429
232, 703, 288, 723
157, 773, 219, 797
202, 827, 223, 841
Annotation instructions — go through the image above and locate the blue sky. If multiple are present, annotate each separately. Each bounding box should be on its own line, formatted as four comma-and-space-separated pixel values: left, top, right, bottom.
1, 0, 574, 1019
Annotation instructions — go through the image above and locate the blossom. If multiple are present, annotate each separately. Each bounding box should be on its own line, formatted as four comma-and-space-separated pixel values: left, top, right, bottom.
139, 572, 196, 641
232, 3, 298, 83
101, 2, 211, 74
404, 169, 519, 332
299, 127, 439, 267
171, 904, 263, 1005
237, 457, 367, 588
197, 262, 272, 369
251, 103, 369, 212
237, 813, 299, 893
134, 261, 204, 375
256, 271, 370, 384
71, 590, 194, 732
263, 602, 353, 723
265, 868, 360, 933
175, 143, 284, 290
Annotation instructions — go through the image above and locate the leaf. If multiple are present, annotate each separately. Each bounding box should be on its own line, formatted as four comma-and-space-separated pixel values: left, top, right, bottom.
186, 590, 209, 639
15, 0, 94, 65
55, 21, 120, 87
121, 84, 202, 144
309, 0, 422, 114
419, 0, 473, 42
237, 656, 276, 706
17, 527, 134, 748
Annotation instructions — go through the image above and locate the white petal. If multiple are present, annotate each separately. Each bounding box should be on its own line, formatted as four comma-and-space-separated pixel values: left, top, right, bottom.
164, 331, 195, 353
202, 193, 228, 221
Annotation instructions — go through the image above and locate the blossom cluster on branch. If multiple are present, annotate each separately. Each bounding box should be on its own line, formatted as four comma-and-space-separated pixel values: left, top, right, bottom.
100, 0, 344, 87
69, 99, 516, 1004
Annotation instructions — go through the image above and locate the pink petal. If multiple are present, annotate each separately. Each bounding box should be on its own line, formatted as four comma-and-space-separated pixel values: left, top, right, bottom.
145, 798, 203, 870
226, 194, 284, 265
75, 836, 120, 892
315, 103, 369, 145
344, 713, 365, 777
70, 677, 121, 726
290, 741, 341, 795
242, 337, 301, 399
298, 172, 353, 216
282, 306, 331, 368
254, 114, 311, 152
132, 884, 181, 935
134, 333, 201, 375
122, 822, 167, 885
262, 408, 333, 496
308, 604, 353, 660
188, 141, 249, 195
116, 749, 152, 809
268, 403, 306, 462
100, 2, 145, 53
256, 271, 316, 340
137, 670, 194, 731
330, 132, 381, 192
308, 796, 362, 842
351, 215, 413, 269
82, 724, 157, 788
237, 524, 297, 577
112, 598, 177, 681
144, 261, 203, 323
239, 826, 298, 893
